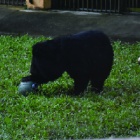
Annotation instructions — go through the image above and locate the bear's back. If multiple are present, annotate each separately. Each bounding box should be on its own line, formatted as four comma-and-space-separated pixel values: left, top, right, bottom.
59, 30, 113, 59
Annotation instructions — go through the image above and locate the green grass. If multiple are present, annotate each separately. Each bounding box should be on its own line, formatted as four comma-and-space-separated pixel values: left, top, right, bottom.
0, 35, 140, 139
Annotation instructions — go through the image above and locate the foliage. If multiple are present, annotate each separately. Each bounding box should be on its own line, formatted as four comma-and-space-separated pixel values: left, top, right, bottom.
0, 35, 140, 139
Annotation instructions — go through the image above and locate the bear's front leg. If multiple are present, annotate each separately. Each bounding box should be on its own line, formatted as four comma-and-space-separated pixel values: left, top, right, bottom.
21, 75, 33, 82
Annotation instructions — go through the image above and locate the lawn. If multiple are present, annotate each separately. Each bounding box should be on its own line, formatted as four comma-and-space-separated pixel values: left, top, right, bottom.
0, 35, 140, 139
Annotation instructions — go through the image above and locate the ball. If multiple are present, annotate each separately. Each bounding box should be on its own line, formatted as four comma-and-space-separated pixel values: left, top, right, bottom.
138, 57, 140, 64
18, 81, 38, 96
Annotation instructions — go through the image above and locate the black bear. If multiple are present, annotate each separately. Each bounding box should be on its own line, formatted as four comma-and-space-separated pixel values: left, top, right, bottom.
21, 30, 114, 95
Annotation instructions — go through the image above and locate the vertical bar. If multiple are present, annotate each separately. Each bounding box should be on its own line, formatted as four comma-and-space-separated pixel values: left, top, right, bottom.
96, 0, 98, 12
73, 0, 75, 10
136, 0, 138, 8
105, 0, 107, 13
77, 0, 79, 10
64, 0, 66, 9
132, 0, 134, 8
70, 0, 72, 10
118, 0, 120, 13
128, 0, 130, 10
110, 0, 112, 13
68, 0, 70, 9
91, 0, 93, 12
62, 0, 64, 9
87, 0, 88, 11
59, 0, 62, 9
82, 0, 84, 10
114, 0, 116, 13
100, 0, 102, 12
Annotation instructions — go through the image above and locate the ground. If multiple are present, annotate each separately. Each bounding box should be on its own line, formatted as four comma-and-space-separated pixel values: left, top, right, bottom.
0, 5, 140, 42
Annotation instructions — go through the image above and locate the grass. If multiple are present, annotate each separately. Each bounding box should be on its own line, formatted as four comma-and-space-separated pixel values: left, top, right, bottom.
0, 35, 140, 139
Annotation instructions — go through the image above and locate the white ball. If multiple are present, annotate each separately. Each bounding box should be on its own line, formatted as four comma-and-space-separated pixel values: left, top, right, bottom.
138, 57, 140, 64
18, 81, 37, 95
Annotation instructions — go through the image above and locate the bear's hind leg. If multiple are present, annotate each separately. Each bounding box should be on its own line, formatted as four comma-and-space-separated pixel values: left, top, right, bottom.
73, 77, 89, 95
90, 78, 105, 93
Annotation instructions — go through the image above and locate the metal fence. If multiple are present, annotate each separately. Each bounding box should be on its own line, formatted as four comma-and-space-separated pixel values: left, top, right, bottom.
51, 0, 140, 13
126, 0, 140, 12
0, 0, 25, 6
0, 0, 140, 13
52, 0, 121, 13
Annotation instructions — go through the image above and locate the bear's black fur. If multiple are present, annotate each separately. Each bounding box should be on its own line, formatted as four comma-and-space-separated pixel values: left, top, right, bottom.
22, 30, 114, 95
